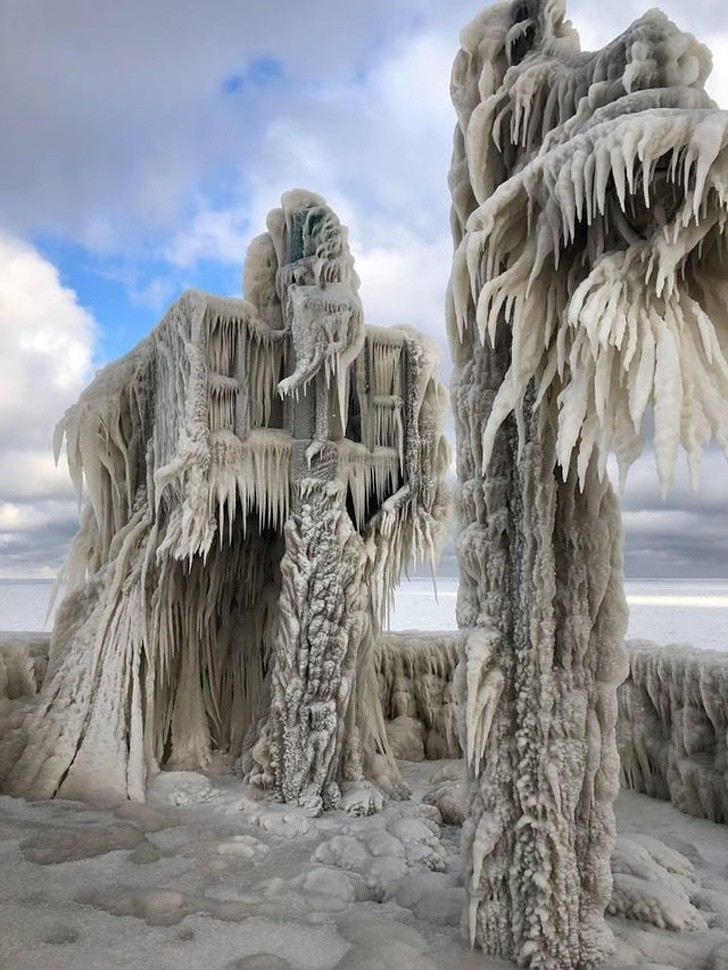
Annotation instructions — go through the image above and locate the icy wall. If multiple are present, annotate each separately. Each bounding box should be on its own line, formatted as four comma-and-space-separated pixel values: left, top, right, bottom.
376, 631, 465, 761
3, 191, 450, 810
375, 632, 728, 828
4, 628, 728, 831
448, 0, 728, 966
619, 641, 728, 825
0, 634, 48, 784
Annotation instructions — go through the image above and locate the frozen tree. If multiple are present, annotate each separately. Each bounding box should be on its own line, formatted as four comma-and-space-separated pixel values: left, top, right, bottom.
449, 2, 728, 967
5, 190, 450, 812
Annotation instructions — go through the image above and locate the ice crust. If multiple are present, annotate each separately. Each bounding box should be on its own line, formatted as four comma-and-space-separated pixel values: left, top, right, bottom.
1, 192, 450, 811
376, 631, 465, 761
4, 631, 728, 966
618, 642, 728, 824
448, 1, 728, 965
3, 761, 728, 969
375, 632, 728, 829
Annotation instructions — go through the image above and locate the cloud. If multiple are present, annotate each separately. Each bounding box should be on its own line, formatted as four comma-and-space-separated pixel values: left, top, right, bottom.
2, 0, 725, 250
0, 0, 469, 250
0, 237, 95, 577
162, 27, 456, 352
355, 231, 452, 363
2, 0, 728, 580
617, 448, 728, 577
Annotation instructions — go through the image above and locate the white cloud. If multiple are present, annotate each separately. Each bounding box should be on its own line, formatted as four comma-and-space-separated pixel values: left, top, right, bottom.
0, 237, 95, 575
705, 32, 728, 105
163, 27, 456, 345
355, 231, 452, 359
3, 0, 728, 580
165, 208, 251, 269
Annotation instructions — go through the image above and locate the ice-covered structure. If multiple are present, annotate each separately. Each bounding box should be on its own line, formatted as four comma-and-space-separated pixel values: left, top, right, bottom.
448, 1, 728, 966
619, 642, 728, 825
4, 190, 450, 813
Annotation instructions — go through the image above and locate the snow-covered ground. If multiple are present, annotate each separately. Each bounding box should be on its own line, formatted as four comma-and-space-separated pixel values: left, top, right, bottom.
2, 760, 728, 969
3, 579, 728, 968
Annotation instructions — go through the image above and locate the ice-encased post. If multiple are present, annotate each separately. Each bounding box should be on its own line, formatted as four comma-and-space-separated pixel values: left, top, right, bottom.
260, 196, 370, 813
449, 1, 728, 966
243, 191, 451, 813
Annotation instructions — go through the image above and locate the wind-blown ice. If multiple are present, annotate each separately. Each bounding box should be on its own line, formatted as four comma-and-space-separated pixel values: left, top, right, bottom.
450, 4, 728, 498
448, 2, 728, 967
4, 191, 450, 810
619, 641, 728, 824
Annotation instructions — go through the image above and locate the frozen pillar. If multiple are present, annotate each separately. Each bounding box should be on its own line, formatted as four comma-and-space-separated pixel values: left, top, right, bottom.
253, 194, 367, 813
447, 1, 726, 965
246, 191, 443, 814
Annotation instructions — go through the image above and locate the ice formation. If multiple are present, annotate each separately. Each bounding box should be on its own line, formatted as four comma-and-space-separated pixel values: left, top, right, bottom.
0, 634, 48, 784
376, 632, 465, 761
448, 1, 728, 966
4, 190, 450, 811
619, 641, 728, 824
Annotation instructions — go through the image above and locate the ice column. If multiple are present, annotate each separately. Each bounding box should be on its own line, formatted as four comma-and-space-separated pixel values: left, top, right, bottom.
449, 1, 728, 966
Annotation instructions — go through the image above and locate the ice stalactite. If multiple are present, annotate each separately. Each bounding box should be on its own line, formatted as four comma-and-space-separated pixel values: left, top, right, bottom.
5, 190, 450, 811
449, 2, 728, 967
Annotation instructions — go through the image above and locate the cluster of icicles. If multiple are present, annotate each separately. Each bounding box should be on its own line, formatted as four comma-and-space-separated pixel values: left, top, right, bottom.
450, 5, 728, 496
57, 285, 442, 576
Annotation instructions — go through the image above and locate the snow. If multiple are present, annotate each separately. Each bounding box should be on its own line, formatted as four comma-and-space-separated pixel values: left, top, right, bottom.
2, 612, 728, 968
1, 762, 728, 969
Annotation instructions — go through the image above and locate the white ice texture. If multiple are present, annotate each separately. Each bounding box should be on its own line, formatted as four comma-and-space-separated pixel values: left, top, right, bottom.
450, 1, 728, 498
618, 641, 728, 824
447, 1, 728, 968
2, 190, 450, 811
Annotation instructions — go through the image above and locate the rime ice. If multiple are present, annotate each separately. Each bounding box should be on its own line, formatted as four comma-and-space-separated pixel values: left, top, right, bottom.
448, 1, 728, 967
4, 191, 450, 812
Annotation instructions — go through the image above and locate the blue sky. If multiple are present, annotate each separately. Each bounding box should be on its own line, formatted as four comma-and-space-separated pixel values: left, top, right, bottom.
1, 0, 728, 577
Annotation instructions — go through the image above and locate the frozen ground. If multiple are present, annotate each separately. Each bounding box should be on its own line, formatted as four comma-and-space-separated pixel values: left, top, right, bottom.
0, 761, 486, 970
2, 580, 728, 967
3, 579, 728, 651
1, 761, 728, 969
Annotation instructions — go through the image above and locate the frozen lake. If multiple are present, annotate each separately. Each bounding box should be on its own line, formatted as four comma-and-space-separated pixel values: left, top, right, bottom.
0, 577, 726, 651
393, 578, 728, 652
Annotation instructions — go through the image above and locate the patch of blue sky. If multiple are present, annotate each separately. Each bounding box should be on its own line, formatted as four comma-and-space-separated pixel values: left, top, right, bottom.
34, 235, 244, 366
32, 235, 149, 364
222, 57, 287, 96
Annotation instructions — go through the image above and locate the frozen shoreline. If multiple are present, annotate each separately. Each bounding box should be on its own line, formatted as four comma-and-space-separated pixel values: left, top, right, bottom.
3, 631, 728, 967
3, 578, 728, 652
1, 763, 727, 969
